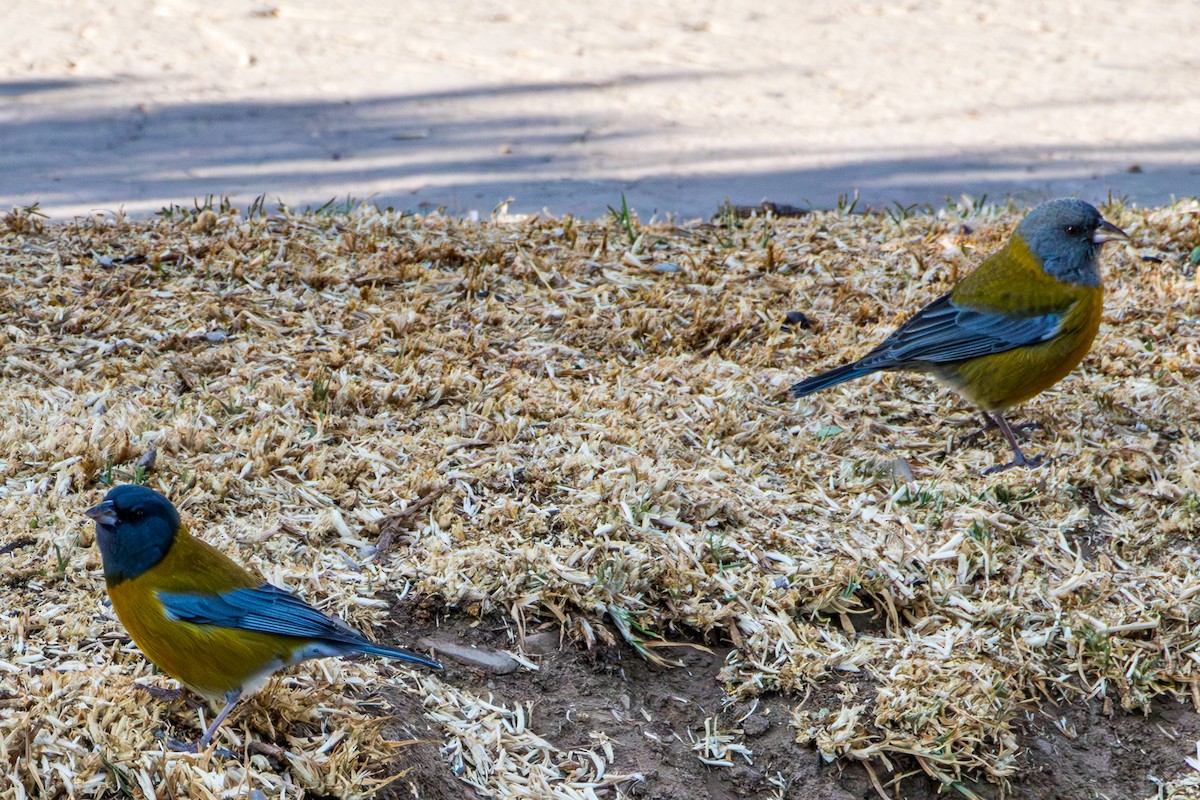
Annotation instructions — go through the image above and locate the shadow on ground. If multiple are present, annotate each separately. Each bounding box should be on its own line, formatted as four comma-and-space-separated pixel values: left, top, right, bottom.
2, 75, 1197, 219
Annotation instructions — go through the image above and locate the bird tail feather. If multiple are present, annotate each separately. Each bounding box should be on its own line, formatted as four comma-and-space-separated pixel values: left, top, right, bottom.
790, 362, 876, 398
354, 641, 443, 670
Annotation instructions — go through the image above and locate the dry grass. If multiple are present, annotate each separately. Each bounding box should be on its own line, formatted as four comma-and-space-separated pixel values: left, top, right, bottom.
1, 196, 1198, 799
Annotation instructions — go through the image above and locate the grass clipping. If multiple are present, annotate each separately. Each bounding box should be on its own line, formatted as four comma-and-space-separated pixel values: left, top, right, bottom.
1, 197, 1199, 799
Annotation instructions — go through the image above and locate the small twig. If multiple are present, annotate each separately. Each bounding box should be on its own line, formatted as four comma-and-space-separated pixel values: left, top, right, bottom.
248, 740, 286, 761
862, 760, 890, 800
374, 485, 447, 556
445, 438, 491, 455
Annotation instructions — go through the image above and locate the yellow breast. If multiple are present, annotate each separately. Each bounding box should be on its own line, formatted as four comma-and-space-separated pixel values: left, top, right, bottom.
943, 237, 1105, 410
105, 528, 299, 698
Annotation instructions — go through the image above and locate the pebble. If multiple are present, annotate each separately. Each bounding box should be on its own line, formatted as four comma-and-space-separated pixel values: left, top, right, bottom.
521, 630, 561, 655
420, 638, 520, 674
782, 310, 811, 329
741, 715, 771, 737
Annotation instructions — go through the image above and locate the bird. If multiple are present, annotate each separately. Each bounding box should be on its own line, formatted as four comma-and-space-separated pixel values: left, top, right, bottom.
84, 484, 441, 751
790, 198, 1128, 473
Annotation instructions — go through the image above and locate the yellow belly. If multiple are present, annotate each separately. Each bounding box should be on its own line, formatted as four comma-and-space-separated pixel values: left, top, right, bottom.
108, 576, 298, 698
945, 286, 1103, 410
103, 526, 305, 699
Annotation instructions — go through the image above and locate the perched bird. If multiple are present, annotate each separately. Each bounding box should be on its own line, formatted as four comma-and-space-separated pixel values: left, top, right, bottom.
84, 484, 441, 751
790, 198, 1128, 472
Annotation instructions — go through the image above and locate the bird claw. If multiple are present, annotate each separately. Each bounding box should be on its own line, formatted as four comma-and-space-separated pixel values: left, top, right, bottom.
982, 453, 1045, 475
959, 418, 1043, 451
165, 737, 237, 758
137, 684, 184, 702
961, 412, 1047, 474
137, 684, 205, 709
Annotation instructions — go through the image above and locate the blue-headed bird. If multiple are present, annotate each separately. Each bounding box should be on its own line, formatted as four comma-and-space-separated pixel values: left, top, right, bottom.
790, 198, 1127, 472
85, 484, 441, 750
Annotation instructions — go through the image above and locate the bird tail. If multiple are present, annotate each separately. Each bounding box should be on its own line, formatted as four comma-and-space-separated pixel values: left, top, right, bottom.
790, 362, 877, 398
354, 641, 443, 670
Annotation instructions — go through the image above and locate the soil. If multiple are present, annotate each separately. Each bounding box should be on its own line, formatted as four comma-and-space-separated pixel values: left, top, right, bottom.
374, 610, 1200, 800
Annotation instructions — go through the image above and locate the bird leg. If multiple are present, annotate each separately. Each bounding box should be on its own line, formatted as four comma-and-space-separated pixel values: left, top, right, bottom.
137, 684, 186, 702
168, 688, 243, 753
978, 413, 1042, 437
198, 688, 243, 747
966, 413, 1041, 439
982, 411, 1044, 474
953, 414, 998, 450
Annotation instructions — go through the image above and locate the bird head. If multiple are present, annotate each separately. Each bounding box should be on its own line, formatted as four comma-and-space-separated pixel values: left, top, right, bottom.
85, 485, 180, 584
1014, 198, 1128, 287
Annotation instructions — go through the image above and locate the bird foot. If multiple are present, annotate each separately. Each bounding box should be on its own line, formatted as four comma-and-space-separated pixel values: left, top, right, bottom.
959, 418, 1043, 449
982, 453, 1045, 475
138, 684, 185, 702
137, 684, 205, 709
955, 429, 987, 450
1009, 421, 1043, 437
137, 686, 205, 710
165, 737, 236, 758
166, 737, 200, 753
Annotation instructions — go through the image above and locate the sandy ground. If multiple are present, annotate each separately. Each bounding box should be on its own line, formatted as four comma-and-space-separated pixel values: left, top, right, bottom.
2, 1, 1199, 220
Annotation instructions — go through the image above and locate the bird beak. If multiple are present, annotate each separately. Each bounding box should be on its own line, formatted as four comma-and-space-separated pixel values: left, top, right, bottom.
84, 500, 118, 526
1093, 218, 1128, 245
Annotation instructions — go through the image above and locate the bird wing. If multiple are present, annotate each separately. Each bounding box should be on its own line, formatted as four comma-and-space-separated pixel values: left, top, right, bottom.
860, 292, 1064, 367
157, 583, 363, 643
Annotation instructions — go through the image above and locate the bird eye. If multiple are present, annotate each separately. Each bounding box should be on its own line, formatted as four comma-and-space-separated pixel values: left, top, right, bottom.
129, 508, 146, 521
1064, 224, 1082, 236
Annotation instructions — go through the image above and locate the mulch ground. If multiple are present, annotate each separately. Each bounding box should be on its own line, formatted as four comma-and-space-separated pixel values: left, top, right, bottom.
2, 197, 1198, 799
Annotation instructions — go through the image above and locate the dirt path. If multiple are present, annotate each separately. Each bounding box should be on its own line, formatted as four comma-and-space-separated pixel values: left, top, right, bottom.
2, 1, 1198, 219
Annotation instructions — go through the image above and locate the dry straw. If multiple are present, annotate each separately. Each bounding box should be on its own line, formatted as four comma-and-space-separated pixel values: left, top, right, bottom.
1, 197, 1198, 798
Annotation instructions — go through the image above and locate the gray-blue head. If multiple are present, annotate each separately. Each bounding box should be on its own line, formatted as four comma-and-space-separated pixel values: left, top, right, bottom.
84, 484, 180, 585
1014, 198, 1127, 287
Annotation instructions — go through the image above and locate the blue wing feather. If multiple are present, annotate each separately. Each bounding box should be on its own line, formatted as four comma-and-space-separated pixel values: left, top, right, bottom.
159, 584, 355, 639
157, 583, 441, 669
858, 293, 1063, 367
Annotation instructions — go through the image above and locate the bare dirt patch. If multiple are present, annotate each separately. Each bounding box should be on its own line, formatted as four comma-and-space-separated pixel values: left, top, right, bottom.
376, 611, 1200, 800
